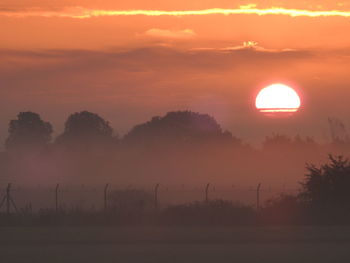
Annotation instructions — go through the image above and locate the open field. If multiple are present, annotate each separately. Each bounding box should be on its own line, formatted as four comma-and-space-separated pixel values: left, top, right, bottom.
1, 226, 350, 262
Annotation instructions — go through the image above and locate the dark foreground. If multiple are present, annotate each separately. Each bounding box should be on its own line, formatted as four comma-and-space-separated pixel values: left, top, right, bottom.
2, 226, 350, 263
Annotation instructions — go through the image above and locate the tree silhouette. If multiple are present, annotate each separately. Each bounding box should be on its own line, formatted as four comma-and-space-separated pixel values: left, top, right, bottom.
301, 155, 350, 207
56, 111, 113, 148
124, 111, 234, 144
6, 112, 52, 152
263, 134, 317, 151
263, 134, 292, 151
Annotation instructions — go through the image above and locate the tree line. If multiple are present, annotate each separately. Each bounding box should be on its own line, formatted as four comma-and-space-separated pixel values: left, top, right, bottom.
1, 110, 350, 186
4, 110, 339, 153
1, 110, 350, 224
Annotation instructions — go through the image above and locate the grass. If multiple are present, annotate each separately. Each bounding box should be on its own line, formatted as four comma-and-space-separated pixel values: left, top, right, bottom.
1, 226, 350, 262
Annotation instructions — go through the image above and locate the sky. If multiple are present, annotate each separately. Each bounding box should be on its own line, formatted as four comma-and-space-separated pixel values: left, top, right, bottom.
2, 0, 350, 144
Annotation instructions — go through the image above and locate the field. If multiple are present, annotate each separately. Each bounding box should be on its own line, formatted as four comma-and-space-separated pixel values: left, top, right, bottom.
1, 226, 350, 262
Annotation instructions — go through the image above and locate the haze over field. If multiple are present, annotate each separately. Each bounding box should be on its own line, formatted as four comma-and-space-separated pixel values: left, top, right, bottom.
0, 110, 349, 192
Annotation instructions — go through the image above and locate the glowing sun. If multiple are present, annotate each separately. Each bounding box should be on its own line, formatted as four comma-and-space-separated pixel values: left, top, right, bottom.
255, 84, 301, 114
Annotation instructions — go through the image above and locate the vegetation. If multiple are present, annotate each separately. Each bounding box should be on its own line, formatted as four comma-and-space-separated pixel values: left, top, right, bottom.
6, 112, 52, 154
161, 200, 256, 225
56, 111, 115, 149
0, 110, 350, 225
124, 111, 235, 145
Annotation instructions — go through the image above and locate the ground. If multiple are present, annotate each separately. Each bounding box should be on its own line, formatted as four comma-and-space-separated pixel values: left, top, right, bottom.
1, 226, 350, 262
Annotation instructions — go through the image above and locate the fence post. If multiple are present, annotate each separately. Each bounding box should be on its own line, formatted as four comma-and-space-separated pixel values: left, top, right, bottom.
0, 183, 17, 215
6, 183, 11, 215
55, 184, 59, 213
205, 183, 210, 203
154, 183, 160, 209
256, 183, 261, 210
104, 183, 109, 211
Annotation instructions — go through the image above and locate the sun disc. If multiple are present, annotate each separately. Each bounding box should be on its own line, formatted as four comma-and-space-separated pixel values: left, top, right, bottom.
255, 84, 301, 114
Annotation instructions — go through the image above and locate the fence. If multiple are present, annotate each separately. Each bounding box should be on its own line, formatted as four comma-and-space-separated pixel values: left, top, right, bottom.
0, 183, 299, 214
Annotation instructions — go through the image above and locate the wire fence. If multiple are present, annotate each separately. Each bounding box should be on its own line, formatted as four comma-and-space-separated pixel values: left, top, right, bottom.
0, 183, 299, 214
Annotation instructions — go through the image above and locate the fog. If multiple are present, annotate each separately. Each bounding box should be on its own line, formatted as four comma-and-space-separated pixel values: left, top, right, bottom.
2, 110, 347, 187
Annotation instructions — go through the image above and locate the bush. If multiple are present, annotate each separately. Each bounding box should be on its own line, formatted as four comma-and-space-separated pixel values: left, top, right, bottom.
160, 200, 256, 225
260, 194, 306, 225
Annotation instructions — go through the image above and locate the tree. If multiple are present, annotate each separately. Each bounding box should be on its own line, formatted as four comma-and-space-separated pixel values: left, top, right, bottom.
301, 155, 350, 207
6, 112, 53, 152
56, 111, 113, 149
53, 111, 115, 182
263, 134, 317, 152
262, 134, 292, 151
124, 111, 235, 145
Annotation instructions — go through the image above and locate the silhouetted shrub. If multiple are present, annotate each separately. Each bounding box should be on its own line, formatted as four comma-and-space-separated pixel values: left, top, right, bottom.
109, 189, 154, 210
260, 194, 306, 225
301, 155, 350, 208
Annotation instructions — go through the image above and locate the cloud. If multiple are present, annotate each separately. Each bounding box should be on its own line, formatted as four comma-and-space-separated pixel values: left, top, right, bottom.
0, 45, 313, 111
2, 6, 350, 19
0, 45, 312, 80
143, 29, 196, 39
219, 41, 298, 53
190, 42, 302, 55
0, 45, 314, 122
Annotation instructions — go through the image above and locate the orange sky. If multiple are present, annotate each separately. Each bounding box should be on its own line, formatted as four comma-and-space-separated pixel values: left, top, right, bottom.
1, 0, 350, 144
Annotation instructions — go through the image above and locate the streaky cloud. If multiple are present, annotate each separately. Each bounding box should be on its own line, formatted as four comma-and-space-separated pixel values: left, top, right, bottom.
2, 6, 350, 19
144, 28, 196, 39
